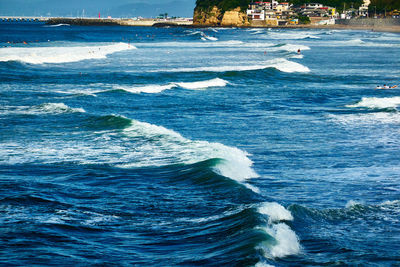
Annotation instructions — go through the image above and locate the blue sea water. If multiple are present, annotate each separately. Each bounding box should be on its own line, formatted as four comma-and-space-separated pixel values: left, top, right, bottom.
1, 22, 400, 266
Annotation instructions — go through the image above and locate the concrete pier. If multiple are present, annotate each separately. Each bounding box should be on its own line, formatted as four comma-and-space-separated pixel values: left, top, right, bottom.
0, 16, 49, 22
45, 17, 193, 27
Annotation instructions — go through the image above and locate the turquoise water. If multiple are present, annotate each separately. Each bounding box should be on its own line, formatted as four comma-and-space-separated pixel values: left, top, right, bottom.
1, 22, 400, 266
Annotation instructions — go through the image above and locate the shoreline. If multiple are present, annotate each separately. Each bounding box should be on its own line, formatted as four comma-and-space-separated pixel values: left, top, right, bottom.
42, 17, 400, 33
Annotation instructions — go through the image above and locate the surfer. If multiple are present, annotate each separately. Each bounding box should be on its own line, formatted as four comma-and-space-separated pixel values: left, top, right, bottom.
375, 84, 397, 89
297, 49, 301, 54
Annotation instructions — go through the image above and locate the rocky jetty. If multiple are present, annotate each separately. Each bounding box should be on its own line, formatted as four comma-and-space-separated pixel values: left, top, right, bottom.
47, 18, 120, 26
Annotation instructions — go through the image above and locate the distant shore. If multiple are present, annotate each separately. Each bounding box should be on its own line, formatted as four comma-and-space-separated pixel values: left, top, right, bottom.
44, 17, 400, 33
258, 24, 400, 33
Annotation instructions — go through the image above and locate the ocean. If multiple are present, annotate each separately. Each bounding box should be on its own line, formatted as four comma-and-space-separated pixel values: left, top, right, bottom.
0, 22, 400, 266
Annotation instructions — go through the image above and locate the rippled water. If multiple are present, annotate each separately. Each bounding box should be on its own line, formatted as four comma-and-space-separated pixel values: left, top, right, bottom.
1, 22, 400, 266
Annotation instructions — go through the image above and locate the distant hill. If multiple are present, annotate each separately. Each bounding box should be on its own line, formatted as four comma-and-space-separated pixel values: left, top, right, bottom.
0, 0, 195, 18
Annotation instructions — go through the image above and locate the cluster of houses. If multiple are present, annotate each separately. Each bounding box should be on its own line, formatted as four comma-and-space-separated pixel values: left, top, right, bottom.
246, 0, 374, 25
247, 1, 335, 25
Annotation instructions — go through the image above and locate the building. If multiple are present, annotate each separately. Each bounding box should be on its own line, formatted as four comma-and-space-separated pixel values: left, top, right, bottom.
247, 8, 266, 20
359, 0, 370, 17
247, 1, 333, 24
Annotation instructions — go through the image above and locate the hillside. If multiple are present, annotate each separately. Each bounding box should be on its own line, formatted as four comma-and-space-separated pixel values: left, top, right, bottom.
195, 0, 398, 14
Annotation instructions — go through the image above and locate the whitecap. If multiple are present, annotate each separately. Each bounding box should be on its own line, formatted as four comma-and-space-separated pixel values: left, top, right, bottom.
0, 116, 258, 187
148, 58, 309, 73
0, 103, 85, 115
120, 120, 259, 182
258, 223, 301, 258
346, 96, 400, 109
114, 83, 177, 94
176, 78, 228, 90
258, 202, 293, 223
329, 113, 400, 125
112, 78, 229, 94
44, 23, 70, 27
0, 42, 136, 64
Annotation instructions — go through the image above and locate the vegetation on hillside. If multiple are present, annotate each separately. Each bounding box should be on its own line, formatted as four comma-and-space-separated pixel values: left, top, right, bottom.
370, 0, 400, 13
289, 0, 363, 11
195, 0, 399, 13
195, 0, 250, 13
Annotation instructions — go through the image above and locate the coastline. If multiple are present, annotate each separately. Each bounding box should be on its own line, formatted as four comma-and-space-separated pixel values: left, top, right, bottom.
44, 17, 400, 33
253, 24, 400, 33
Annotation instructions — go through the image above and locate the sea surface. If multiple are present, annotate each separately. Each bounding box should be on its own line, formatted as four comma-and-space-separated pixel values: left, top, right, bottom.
1, 22, 400, 266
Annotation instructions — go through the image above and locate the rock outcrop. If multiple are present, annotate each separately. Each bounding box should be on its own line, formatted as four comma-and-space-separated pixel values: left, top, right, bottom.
193, 6, 249, 27
193, 6, 222, 26
221, 7, 250, 27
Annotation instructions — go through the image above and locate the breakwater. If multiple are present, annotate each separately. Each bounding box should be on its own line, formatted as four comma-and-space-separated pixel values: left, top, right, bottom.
46, 18, 192, 27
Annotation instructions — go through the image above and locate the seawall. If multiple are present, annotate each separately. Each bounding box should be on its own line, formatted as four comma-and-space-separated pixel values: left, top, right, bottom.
46, 18, 192, 27
336, 18, 400, 27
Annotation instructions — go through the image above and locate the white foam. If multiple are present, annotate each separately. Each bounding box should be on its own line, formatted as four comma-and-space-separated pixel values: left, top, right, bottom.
258, 202, 293, 223
176, 78, 228, 90
186, 30, 201, 36
206, 36, 218, 41
329, 113, 400, 125
114, 83, 177, 94
290, 54, 304, 59
276, 44, 310, 53
325, 39, 400, 48
0, 117, 258, 185
135, 40, 245, 48
345, 200, 363, 208
270, 58, 310, 73
121, 120, 259, 182
200, 32, 218, 41
0, 103, 85, 115
346, 97, 400, 109
44, 23, 70, 27
134, 40, 310, 52
380, 200, 400, 206
260, 223, 301, 258
266, 31, 320, 40
149, 58, 309, 73
112, 78, 229, 94
0, 42, 136, 64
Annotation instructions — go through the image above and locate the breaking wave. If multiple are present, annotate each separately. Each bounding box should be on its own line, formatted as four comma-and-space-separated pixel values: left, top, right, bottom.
0, 42, 136, 64
346, 96, 400, 110
148, 58, 309, 73
257, 202, 301, 259
0, 114, 258, 185
175, 78, 228, 90
114, 83, 176, 94
113, 78, 229, 94
0, 103, 85, 115
43, 23, 70, 27
265, 31, 320, 40
329, 112, 400, 125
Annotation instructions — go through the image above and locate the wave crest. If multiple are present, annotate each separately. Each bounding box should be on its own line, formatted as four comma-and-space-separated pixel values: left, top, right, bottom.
346, 96, 400, 109
148, 58, 309, 73
113, 78, 229, 94
0, 103, 85, 115
0, 42, 136, 64
120, 119, 259, 183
